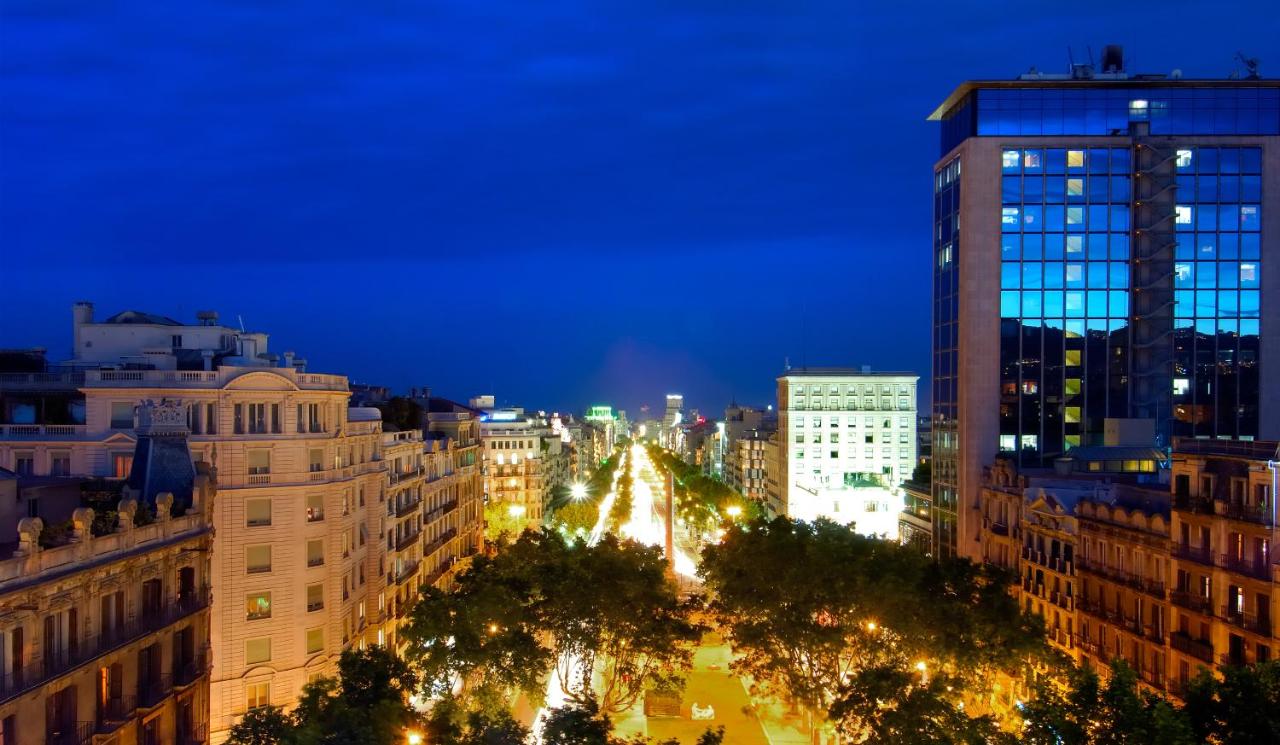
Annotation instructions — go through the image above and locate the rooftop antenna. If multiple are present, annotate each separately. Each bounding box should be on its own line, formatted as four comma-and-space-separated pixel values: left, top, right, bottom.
237, 314, 246, 332
1236, 51, 1260, 79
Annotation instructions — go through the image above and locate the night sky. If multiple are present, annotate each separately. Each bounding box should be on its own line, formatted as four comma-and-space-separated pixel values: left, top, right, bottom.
2, 1, 1276, 416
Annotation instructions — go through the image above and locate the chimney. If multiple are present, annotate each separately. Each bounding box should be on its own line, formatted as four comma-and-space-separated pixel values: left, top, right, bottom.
196, 310, 219, 327
283, 351, 296, 369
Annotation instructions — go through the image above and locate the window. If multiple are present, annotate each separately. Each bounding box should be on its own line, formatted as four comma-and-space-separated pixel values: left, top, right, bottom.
245, 638, 271, 665
271, 404, 281, 434
246, 682, 270, 710
13, 453, 33, 476
247, 450, 271, 475
205, 403, 217, 434
246, 499, 272, 527
110, 402, 135, 429
309, 449, 324, 473
171, 335, 183, 349
307, 584, 324, 612
306, 628, 324, 655
306, 494, 324, 522
50, 452, 70, 477
307, 540, 324, 567
246, 546, 272, 574
246, 593, 271, 620
112, 454, 133, 479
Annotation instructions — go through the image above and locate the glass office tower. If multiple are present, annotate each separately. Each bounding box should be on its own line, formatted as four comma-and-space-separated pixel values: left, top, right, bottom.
927, 62, 1278, 560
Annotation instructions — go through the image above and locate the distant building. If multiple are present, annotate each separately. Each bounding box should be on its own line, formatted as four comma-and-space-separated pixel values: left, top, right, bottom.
777, 368, 919, 536
474, 404, 557, 530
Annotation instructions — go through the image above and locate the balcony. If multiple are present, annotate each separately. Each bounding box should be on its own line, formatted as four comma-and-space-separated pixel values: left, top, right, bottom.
137, 674, 174, 709
1224, 501, 1273, 527
1170, 590, 1213, 615
97, 696, 137, 734
1222, 608, 1273, 636
1077, 557, 1166, 598
0, 587, 210, 704
395, 527, 422, 551
1170, 631, 1214, 664
0, 423, 88, 439
422, 527, 458, 556
395, 559, 421, 586
1140, 668, 1166, 690
178, 722, 210, 745
46, 721, 94, 745
1173, 493, 1215, 515
395, 496, 423, 518
174, 652, 209, 688
424, 499, 459, 524
1219, 553, 1272, 582
1172, 543, 1214, 567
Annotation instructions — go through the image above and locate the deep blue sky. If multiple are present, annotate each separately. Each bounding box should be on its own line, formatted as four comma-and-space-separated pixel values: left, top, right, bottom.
2, 2, 1276, 416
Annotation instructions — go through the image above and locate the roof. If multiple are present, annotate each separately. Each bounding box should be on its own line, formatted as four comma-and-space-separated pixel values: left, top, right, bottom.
347, 407, 383, 422
929, 77, 1280, 121
101, 310, 183, 326
1067, 446, 1167, 462
779, 367, 918, 379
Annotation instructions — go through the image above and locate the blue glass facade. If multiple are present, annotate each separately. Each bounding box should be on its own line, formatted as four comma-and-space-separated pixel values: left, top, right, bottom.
932, 157, 960, 558
998, 147, 1133, 461
1172, 147, 1263, 438
940, 86, 1280, 155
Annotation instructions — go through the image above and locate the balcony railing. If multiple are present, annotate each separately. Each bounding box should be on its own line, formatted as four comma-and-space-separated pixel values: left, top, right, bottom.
1219, 553, 1272, 582
174, 651, 209, 687
1170, 631, 1214, 664
1224, 501, 1273, 526
1222, 608, 1273, 636
97, 695, 137, 732
1172, 543, 1214, 566
423, 527, 458, 556
395, 496, 423, 518
137, 673, 174, 709
1169, 590, 1213, 615
0, 587, 209, 704
395, 559, 422, 586
0, 423, 88, 439
47, 721, 94, 745
395, 528, 422, 551
1077, 557, 1166, 598
178, 722, 210, 745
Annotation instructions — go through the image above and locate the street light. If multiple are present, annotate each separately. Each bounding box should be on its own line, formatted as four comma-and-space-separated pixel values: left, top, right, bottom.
725, 505, 742, 519
407, 731, 423, 745
508, 504, 526, 518
865, 621, 878, 633
915, 660, 928, 685
570, 483, 588, 500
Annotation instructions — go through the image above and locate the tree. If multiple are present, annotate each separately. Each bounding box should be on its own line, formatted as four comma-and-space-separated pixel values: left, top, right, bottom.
1183, 660, 1280, 745
831, 664, 1009, 744
403, 529, 700, 716
291, 647, 423, 745
541, 698, 725, 745
227, 706, 293, 745
376, 397, 424, 432
699, 517, 1045, 732
1020, 662, 1195, 745
425, 696, 531, 745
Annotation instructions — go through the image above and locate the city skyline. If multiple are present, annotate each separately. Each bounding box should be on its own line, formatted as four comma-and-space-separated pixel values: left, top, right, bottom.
5, 2, 1278, 414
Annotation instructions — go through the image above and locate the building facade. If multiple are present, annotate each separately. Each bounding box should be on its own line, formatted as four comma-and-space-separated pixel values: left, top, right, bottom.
777, 368, 918, 535
0, 415, 215, 745
929, 57, 1280, 560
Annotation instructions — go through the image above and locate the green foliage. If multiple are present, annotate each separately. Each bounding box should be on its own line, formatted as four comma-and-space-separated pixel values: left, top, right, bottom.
699, 516, 1046, 725
425, 696, 531, 745
541, 698, 724, 745
548, 450, 621, 535
1020, 661, 1196, 745
1182, 661, 1280, 745
403, 528, 701, 716
227, 648, 420, 745
911, 459, 932, 485
227, 706, 293, 745
832, 665, 1010, 744
646, 445, 761, 531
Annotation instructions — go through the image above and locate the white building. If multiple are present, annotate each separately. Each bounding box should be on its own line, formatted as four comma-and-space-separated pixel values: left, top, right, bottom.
777, 368, 919, 538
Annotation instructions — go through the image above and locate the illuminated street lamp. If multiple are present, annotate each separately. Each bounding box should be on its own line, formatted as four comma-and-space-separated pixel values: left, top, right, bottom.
725, 505, 743, 519
407, 731, 423, 745
865, 620, 878, 633
570, 483, 588, 500
508, 504, 526, 518
915, 660, 928, 684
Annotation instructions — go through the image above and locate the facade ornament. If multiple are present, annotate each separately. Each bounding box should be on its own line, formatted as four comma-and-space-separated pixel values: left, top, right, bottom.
15, 517, 43, 557
72, 507, 95, 542
137, 398, 190, 436
117, 499, 138, 531
156, 492, 175, 520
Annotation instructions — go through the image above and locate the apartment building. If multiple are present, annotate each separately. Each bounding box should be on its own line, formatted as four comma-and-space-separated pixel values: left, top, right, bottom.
0, 305, 387, 743
0, 404, 214, 745
777, 368, 918, 535
474, 406, 554, 531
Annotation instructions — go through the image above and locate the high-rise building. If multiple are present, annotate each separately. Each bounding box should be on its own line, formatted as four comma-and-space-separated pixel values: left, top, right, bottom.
929, 51, 1280, 560
777, 368, 918, 536
663, 394, 684, 448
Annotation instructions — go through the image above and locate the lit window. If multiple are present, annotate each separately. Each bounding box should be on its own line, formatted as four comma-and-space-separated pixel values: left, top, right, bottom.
1176, 149, 1193, 169
247, 682, 270, 710
307, 584, 324, 612
1066, 178, 1084, 197
1066, 150, 1085, 169
1065, 350, 1081, 367
1023, 151, 1041, 169
110, 402, 135, 429
306, 494, 324, 522
1066, 207, 1084, 226
1128, 99, 1149, 120
245, 637, 271, 665
1002, 150, 1020, 170
1021, 435, 1039, 451
999, 435, 1016, 452
1002, 207, 1020, 226
1065, 407, 1081, 424
246, 592, 272, 620
1176, 205, 1193, 225
1174, 378, 1190, 396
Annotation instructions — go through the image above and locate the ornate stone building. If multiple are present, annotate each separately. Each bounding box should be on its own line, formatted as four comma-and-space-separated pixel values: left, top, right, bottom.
0, 401, 215, 745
